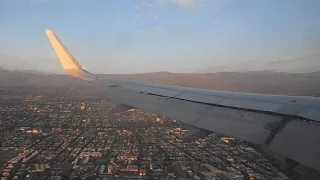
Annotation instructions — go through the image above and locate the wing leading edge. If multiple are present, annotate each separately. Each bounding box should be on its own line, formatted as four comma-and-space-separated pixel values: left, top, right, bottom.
45, 29, 320, 172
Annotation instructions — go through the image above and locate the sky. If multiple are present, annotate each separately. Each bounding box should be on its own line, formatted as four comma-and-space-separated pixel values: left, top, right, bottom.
0, 0, 320, 73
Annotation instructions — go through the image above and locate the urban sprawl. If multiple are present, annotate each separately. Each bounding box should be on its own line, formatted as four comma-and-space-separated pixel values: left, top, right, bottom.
0, 94, 290, 180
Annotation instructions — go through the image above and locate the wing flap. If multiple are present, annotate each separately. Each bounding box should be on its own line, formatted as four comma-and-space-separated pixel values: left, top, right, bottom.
269, 120, 320, 172
217, 98, 283, 112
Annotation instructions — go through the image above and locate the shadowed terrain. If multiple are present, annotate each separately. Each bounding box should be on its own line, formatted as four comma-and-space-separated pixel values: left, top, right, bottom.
1, 68, 320, 97
108, 71, 320, 96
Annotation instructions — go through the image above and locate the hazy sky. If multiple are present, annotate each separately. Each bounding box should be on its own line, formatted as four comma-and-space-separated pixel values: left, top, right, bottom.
0, 0, 319, 73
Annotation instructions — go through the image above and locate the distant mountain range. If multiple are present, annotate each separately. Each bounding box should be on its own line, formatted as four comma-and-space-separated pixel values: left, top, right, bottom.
202, 54, 320, 73
1, 53, 320, 74
1, 68, 319, 97
0, 54, 63, 73
108, 71, 320, 96
0, 67, 108, 90
0, 68, 106, 98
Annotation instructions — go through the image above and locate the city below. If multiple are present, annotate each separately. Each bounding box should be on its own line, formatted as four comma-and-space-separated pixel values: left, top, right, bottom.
0, 88, 310, 180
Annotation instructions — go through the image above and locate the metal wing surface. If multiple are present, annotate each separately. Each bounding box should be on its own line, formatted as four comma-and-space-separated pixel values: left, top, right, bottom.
45, 29, 320, 172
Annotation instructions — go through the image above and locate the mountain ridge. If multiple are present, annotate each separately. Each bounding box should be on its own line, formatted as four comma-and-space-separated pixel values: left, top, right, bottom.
1, 68, 319, 97
201, 54, 320, 73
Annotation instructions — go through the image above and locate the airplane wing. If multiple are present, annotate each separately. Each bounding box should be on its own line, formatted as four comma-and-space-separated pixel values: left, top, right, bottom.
45, 29, 320, 172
